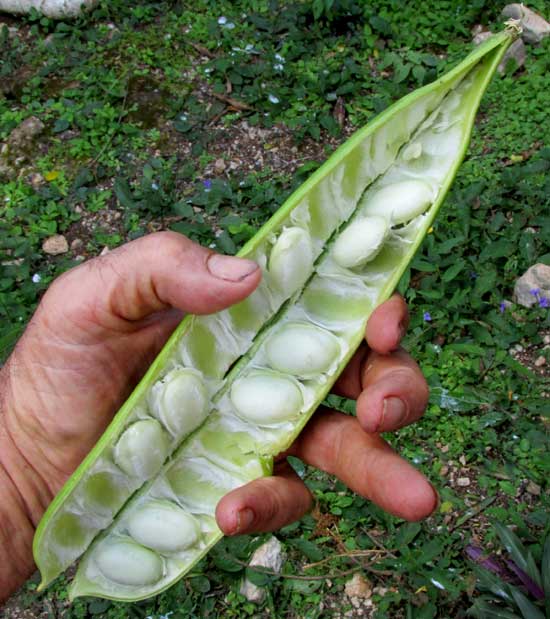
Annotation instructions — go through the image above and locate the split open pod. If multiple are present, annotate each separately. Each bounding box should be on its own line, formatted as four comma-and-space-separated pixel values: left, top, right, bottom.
33, 30, 518, 601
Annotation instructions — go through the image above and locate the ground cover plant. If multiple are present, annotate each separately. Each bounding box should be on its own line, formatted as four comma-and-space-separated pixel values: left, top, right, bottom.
1, 1, 549, 617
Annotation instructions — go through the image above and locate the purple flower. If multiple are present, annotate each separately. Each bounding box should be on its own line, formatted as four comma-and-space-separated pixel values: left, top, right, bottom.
539, 296, 549, 308
203, 179, 212, 191
530, 288, 540, 297
423, 311, 432, 322
500, 301, 507, 313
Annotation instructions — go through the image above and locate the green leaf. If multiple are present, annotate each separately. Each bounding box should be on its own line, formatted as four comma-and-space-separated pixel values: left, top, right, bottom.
479, 240, 515, 261
173, 201, 194, 218
88, 599, 112, 614
442, 259, 466, 282
510, 588, 545, 619
245, 566, 273, 587
525, 552, 543, 590
53, 118, 70, 133
288, 538, 323, 562
395, 522, 421, 547
467, 599, 521, 619
369, 15, 392, 36
211, 548, 243, 573
542, 536, 550, 599
113, 178, 135, 209
393, 62, 411, 84
416, 539, 444, 565
72, 167, 93, 190
189, 575, 211, 593
474, 567, 514, 603
493, 523, 530, 575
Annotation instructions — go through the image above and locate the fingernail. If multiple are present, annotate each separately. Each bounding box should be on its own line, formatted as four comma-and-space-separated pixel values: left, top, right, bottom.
235, 507, 255, 534
381, 397, 408, 429
207, 254, 258, 282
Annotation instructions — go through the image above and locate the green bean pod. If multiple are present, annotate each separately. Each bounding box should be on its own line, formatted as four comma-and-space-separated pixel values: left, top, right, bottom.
32, 30, 516, 601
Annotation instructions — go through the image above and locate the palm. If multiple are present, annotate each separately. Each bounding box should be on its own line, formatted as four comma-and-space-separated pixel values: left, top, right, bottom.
10, 298, 179, 490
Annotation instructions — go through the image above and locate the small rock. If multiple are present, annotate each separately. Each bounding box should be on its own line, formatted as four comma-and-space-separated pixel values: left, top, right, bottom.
214, 158, 226, 173
441, 444, 450, 454
526, 481, 541, 495
345, 573, 372, 599
498, 39, 526, 74
9, 116, 45, 149
534, 356, 546, 367
30, 173, 45, 189
373, 586, 389, 597
70, 238, 84, 251
502, 4, 550, 44
472, 30, 493, 46
459, 455, 467, 466
1, 116, 46, 179
457, 477, 471, 487
514, 264, 550, 307
543, 334, 550, 345
99, 246, 110, 256
42, 235, 69, 255
240, 537, 284, 603
440, 465, 449, 477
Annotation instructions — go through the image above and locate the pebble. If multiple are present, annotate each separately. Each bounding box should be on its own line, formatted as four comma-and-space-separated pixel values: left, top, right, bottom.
534, 356, 546, 367
459, 455, 467, 466
457, 477, 471, 487
42, 234, 69, 255
440, 466, 449, 476
498, 39, 526, 74
214, 158, 226, 173
30, 173, 45, 189
513, 263, 550, 308
526, 481, 541, 496
99, 246, 110, 256
240, 537, 284, 603
345, 573, 372, 599
502, 4, 550, 44
70, 238, 84, 251
543, 334, 550, 345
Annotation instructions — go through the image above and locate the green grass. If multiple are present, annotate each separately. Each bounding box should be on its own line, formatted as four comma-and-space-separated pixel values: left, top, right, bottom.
1, 1, 550, 618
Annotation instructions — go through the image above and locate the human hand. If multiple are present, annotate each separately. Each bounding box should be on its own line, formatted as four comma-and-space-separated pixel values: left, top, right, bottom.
0, 231, 434, 600
216, 295, 436, 535
0, 231, 261, 599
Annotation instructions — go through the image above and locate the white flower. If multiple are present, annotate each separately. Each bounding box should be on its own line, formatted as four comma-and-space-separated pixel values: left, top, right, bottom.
224, 22, 235, 29
217, 16, 227, 24
151, 182, 159, 191
274, 53, 285, 62
268, 94, 280, 104
32, 273, 42, 283
273, 63, 284, 71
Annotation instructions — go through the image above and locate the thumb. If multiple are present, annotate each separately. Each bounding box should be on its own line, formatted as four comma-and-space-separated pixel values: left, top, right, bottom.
46, 232, 261, 324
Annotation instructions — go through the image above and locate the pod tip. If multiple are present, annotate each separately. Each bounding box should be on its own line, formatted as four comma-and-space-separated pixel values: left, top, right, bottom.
504, 18, 523, 38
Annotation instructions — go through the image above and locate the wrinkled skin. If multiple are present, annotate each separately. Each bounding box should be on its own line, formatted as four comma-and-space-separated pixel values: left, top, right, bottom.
0, 232, 435, 602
